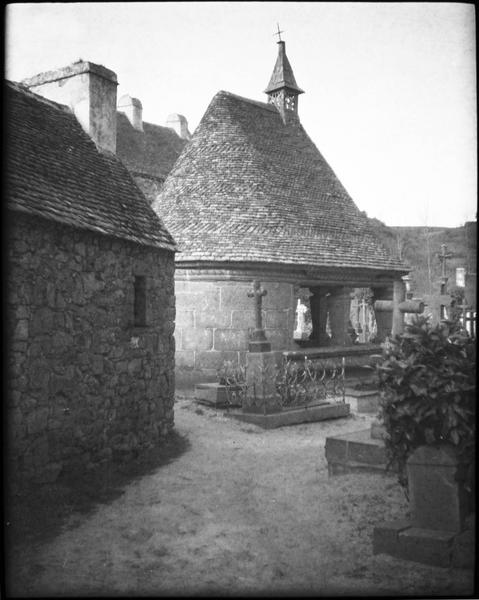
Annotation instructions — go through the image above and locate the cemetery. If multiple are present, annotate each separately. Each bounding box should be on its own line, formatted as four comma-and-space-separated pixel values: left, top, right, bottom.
5, 12, 476, 596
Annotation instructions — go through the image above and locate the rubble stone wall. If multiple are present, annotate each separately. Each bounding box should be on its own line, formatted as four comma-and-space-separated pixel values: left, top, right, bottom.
7, 212, 176, 485
174, 277, 296, 388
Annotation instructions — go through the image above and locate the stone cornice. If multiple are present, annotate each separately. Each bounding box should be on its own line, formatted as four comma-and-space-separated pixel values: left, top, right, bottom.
174, 262, 405, 287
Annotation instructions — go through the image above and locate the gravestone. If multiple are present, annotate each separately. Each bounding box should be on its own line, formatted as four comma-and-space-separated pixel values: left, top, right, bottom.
373, 444, 473, 567
407, 445, 467, 533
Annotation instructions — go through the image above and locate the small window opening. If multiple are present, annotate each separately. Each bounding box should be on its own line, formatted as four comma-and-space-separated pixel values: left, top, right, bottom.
294, 288, 313, 341
134, 275, 147, 327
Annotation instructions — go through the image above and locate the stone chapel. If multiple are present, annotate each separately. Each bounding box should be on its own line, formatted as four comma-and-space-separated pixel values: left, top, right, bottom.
152, 40, 410, 388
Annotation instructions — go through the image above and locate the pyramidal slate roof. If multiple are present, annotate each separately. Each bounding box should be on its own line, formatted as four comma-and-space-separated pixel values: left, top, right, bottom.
116, 112, 187, 180
6, 81, 176, 251
153, 89, 406, 272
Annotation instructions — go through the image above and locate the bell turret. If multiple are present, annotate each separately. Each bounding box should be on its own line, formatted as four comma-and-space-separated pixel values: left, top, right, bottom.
264, 40, 304, 124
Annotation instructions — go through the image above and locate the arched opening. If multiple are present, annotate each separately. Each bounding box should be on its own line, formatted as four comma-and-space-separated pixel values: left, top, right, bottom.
293, 287, 313, 341
349, 288, 377, 343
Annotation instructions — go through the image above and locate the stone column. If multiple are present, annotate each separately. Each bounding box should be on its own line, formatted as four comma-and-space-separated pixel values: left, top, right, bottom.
309, 287, 330, 346
372, 286, 393, 342
327, 287, 353, 346
392, 279, 406, 337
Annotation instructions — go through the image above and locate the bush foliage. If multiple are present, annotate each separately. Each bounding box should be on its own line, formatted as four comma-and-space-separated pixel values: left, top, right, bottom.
376, 316, 476, 500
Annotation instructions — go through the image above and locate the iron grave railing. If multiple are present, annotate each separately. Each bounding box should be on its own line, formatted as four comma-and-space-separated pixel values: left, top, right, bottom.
217, 355, 346, 413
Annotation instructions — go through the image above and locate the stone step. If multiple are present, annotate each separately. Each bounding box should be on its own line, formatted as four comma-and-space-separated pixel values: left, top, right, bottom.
344, 388, 380, 414
325, 428, 392, 475
373, 520, 475, 569
225, 402, 350, 429
194, 382, 242, 408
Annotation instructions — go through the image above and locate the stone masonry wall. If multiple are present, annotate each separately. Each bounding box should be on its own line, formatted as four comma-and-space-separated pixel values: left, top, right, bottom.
175, 278, 296, 388
7, 213, 175, 485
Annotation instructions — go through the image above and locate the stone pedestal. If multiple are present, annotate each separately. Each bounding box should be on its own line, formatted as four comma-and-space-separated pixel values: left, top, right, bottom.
391, 280, 406, 337
407, 445, 467, 533
248, 328, 271, 353
372, 286, 393, 342
244, 351, 280, 414
373, 444, 473, 567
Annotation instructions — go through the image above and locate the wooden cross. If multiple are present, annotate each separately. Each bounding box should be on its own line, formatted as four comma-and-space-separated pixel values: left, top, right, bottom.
274, 23, 284, 42
248, 280, 267, 330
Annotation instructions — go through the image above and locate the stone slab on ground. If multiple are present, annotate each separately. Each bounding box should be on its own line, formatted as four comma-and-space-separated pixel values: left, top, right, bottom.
224, 402, 350, 429
373, 520, 474, 568
325, 428, 390, 475
451, 528, 475, 569
194, 383, 242, 408
345, 388, 380, 414
370, 420, 386, 440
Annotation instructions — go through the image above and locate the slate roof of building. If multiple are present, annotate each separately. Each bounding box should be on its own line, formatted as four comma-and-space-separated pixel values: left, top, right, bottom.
6, 81, 176, 252
153, 90, 407, 272
116, 112, 186, 180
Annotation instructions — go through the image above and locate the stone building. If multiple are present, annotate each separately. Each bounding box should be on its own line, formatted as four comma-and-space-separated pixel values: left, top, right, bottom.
115, 94, 190, 205
6, 64, 177, 485
152, 41, 409, 387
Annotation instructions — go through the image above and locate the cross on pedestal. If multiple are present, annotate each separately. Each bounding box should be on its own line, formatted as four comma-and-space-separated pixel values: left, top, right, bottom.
424, 292, 453, 325
247, 280, 271, 352
438, 244, 453, 290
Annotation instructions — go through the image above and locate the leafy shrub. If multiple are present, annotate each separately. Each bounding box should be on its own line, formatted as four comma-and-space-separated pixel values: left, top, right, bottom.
376, 316, 475, 502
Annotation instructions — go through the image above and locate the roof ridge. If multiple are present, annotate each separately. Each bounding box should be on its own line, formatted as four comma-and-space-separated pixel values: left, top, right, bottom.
117, 110, 180, 135
215, 90, 277, 112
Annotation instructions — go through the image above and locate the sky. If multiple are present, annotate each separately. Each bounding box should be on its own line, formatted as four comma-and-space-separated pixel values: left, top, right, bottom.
5, 2, 477, 227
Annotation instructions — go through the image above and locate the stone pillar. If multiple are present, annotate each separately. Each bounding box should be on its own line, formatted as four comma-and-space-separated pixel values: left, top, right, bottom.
309, 287, 330, 346
392, 279, 406, 337
245, 351, 280, 414
372, 286, 393, 342
327, 287, 353, 346
407, 445, 467, 533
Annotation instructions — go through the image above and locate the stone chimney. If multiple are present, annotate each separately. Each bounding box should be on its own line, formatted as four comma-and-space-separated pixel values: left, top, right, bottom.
166, 113, 191, 140
118, 94, 143, 132
22, 60, 118, 153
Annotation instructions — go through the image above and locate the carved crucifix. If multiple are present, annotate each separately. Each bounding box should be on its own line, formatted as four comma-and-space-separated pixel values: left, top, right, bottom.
248, 280, 267, 330
247, 280, 271, 352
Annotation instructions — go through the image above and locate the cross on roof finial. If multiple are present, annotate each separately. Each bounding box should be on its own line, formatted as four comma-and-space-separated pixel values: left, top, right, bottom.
274, 23, 284, 42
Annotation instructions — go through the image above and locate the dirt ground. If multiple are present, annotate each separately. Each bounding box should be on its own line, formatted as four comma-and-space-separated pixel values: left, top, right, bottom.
5, 397, 474, 597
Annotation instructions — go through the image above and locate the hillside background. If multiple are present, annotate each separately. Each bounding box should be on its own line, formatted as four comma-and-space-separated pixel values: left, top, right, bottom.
368, 219, 477, 301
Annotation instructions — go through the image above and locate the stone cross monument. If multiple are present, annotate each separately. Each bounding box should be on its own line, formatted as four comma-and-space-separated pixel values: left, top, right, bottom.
423, 245, 454, 325
247, 280, 271, 352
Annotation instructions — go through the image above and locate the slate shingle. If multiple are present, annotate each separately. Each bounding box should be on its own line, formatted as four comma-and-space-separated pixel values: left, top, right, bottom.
153, 90, 407, 272
116, 112, 186, 181
6, 81, 177, 252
